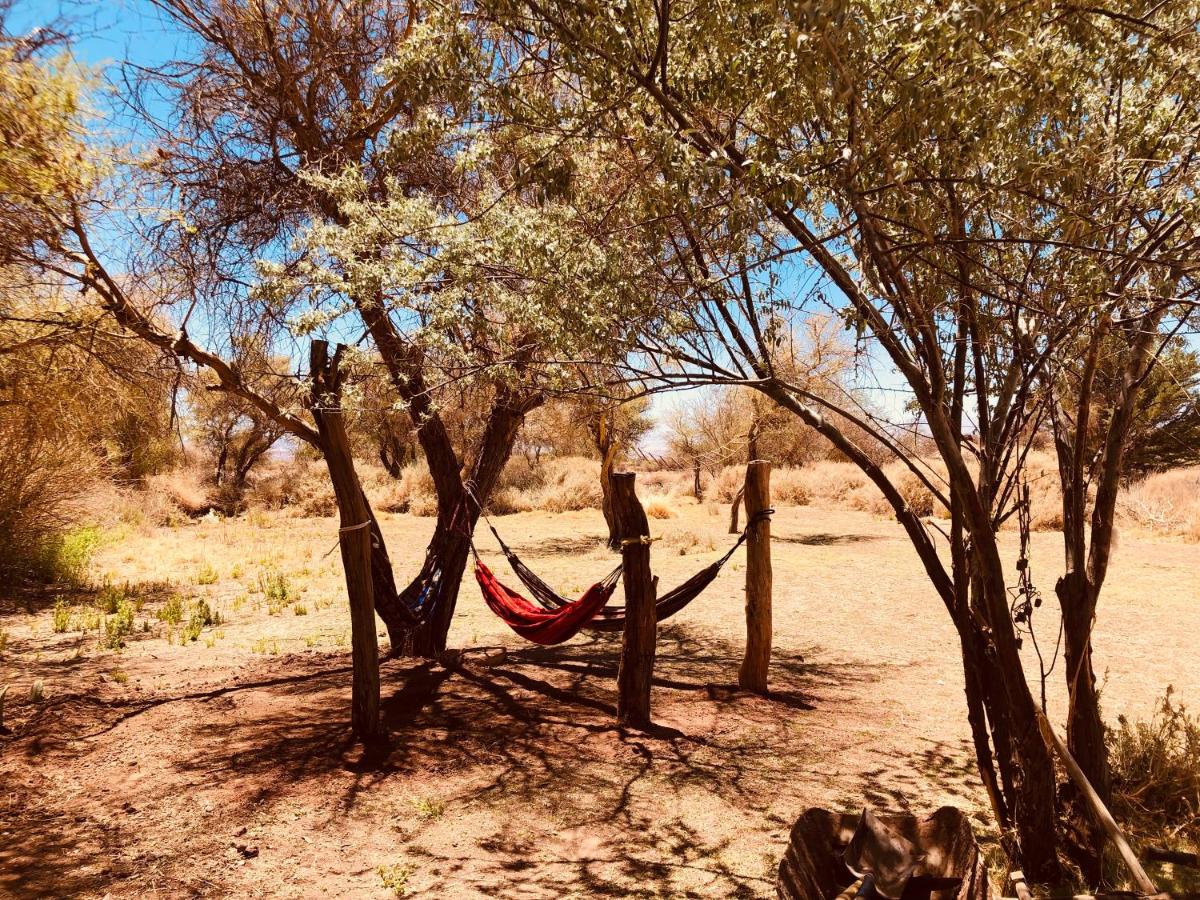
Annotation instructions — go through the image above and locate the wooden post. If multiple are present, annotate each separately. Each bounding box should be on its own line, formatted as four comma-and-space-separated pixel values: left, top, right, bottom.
739, 460, 772, 693
1035, 708, 1160, 897
310, 341, 383, 743
612, 472, 656, 728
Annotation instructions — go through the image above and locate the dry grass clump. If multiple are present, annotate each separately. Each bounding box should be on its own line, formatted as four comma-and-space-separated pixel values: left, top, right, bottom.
771, 468, 812, 506
644, 498, 676, 520
247, 459, 337, 517
1109, 687, 1200, 848
374, 464, 437, 516
662, 527, 717, 555
534, 458, 604, 512
1119, 467, 1200, 541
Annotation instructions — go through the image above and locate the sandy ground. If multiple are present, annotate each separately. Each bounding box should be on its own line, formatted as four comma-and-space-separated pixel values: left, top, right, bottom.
1, 500, 1198, 898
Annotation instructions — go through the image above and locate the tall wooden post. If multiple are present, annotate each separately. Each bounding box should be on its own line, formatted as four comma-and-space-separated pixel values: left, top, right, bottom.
310, 341, 382, 742
612, 472, 656, 728
738, 460, 772, 693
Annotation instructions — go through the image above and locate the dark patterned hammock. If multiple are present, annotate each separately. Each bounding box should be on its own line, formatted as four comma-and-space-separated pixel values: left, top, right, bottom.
483, 509, 771, 631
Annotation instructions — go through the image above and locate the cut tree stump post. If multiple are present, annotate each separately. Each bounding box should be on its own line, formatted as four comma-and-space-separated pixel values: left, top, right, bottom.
612, 472, 656, 729
310, 340, 382, 743
738, 460, 772, 693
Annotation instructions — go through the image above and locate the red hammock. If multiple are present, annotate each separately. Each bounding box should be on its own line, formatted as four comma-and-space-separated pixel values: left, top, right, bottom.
474, 559, 617, 645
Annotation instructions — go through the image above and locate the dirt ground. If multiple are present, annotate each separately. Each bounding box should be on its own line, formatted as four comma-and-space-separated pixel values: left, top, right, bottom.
2, 500, 1198, 898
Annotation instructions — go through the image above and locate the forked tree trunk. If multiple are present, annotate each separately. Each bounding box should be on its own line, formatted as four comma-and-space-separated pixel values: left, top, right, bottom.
310, 341, 382, 743
385, 394, 533, 657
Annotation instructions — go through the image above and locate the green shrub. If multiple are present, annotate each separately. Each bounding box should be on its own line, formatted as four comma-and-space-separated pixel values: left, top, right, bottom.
181, 599, 220, 643
1109, 686, 1200, 845
103, 599, 136, 649
52, 597, 72, 633
195, 562, 218, 585
36, 526, 102, 586
258, 568, 292, 613
157, 594, 184, 626
95, 580, 128, 614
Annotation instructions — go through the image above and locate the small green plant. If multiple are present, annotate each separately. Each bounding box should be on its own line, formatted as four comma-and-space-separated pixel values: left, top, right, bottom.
293, 603, 308, 616
251, 637, 279, 655
52, 598, 72, 633
230, 563, 244, 580
95, 580, 128, 614
231, 593, 248, 613
195, 562, 219, 585
110, 670, 129, 684
411, 797, 445, 820
181, 599, 220, 643
377, 863, 414, 897
258, 567, 293, 615
77, 606, 101, 632
157, 595, 185, 626
304, 634, 319, 648
103, 599, 136, 649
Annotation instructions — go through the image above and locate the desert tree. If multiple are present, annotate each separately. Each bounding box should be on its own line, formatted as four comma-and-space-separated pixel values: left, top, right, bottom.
489, 0, 1200, 879
19, 0, 657, 664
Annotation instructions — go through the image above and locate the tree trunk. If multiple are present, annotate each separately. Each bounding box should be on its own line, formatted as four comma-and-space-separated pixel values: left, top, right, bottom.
692, 461, 702, 500
738, 460, 771, 693
309, 341, 382, 743
390, 393, 534, 657
728, 486, 744, 534
612, 472, 656, 728
595, 415, 621, 550
1056, 571, 1109, 884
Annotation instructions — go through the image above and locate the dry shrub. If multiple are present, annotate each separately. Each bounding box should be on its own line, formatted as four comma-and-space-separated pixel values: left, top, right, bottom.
638, 469, 691, 498
247, 459, 337, 517
534, 457, 603, 512
373, 464, 436, 515
644, 498, 676, 519
714, 466, 743, 503
0, 429, 100, 583
146, 469, 212, 517
1109, 687, 1200, 846
771, 468, 812, 506
1119, 467, 1200, 540
662, 527, 716, 556
798, 460, 869, 503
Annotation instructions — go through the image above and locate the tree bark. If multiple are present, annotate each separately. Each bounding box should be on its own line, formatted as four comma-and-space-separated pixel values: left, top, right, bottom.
738, 460, 771, 693
612, 472, 656, 728
309, 341, 382, 743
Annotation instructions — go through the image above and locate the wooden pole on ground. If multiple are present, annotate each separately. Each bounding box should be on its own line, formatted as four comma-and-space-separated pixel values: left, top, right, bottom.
738, 460, 772, 694
1034, 708, 1160, 897
612, 472, 656, 729
310, 340, 382, 743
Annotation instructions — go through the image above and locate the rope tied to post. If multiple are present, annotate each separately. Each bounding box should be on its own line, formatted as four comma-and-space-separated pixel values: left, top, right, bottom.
619, 535, 661, 547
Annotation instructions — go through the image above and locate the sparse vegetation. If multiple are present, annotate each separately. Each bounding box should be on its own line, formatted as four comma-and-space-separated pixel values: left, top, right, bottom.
157, 595, 185, 626
102, 599, 136, 649
52, 598, 71, 633
377, 863, 414, 897
1110, 687, 1200, 847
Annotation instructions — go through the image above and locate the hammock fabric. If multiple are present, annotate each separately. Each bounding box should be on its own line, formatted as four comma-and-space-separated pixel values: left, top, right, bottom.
474, 559, 621, 645
485, 509, 772, 630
